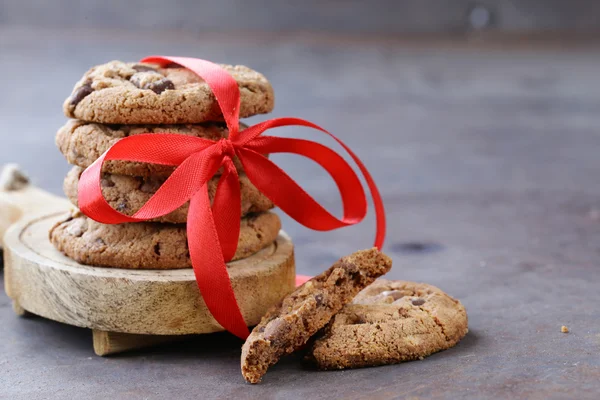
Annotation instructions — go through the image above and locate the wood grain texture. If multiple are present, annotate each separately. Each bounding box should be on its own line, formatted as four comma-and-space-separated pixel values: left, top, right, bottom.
4, 212, 295, 335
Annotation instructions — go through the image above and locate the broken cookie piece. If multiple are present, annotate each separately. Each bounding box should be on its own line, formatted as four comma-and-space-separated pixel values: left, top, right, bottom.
241, 248, 392, 383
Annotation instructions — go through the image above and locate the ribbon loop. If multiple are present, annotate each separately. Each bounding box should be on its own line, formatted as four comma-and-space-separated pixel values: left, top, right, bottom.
78, 56, 387, 339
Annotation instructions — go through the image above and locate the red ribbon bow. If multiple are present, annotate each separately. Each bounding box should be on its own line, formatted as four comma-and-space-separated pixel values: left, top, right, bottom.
78, 56, 386, 339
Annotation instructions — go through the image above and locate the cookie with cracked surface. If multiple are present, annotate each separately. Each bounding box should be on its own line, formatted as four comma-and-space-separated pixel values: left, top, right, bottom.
241, 248, 392, 383
49, 211, 281, 269
64, 166, 274, 224
56, 119, 248, 177
308, 280, 468, 370
64, 61, 274, 124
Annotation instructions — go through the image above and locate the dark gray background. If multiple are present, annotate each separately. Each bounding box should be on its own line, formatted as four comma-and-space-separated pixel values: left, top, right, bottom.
3, 0, 600, 33
1, 1, 600, 399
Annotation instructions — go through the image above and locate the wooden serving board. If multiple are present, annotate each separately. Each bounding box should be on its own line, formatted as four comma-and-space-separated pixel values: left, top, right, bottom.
0, 165, 296, 355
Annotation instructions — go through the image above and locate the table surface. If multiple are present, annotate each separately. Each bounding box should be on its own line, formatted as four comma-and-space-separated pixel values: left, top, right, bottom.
1, 27, 599, 400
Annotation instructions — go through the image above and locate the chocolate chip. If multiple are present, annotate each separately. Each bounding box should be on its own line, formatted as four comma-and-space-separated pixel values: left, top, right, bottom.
263, 318, 290, 346
349, 271, 361, 284
147, 78, 175, 94
412, 298, 426, 306
349, 315, 366, 325
163, 62, 181, 69
153, 243, 161, 256
140, 181, 160, 193
101, 178, 115, 188
314, 294, 324, 306
132, 64, 157, 72
70, 81, 93, 106
131, 72, 175, 94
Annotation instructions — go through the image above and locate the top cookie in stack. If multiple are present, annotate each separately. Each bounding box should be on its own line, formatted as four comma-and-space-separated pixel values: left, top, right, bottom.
51, 60, 280, 269
63, 60, 274, 124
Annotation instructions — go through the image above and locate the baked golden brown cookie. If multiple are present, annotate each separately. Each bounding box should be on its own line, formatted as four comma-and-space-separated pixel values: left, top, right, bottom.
241, 248, 392, 383
64, 61, 274, 124
308, 280, 468, 370
56, 119, 247, 177
49, 211, 281, 269
63, 166, 274, 224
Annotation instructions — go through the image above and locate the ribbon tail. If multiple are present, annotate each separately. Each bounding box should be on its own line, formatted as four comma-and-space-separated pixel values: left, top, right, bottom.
212, 159, 241, 262
188, 186, 249, 339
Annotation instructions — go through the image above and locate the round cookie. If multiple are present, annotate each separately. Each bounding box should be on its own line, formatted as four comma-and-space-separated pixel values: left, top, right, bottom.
56, 120, 248, 177
50, 211, 281, 269
63, 61, 274, 124
64, 166, 274, 224
308, 280, 468, 370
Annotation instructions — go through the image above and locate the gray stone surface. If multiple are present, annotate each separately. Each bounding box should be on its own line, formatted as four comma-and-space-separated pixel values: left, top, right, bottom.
1, 27, 600, 399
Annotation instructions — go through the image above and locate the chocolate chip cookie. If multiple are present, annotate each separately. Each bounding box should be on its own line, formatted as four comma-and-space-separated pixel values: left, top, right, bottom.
64, 61, 274, 124
56, 120, 247, 177
50, 211, 281, 269
308, 280, 468, 370
63, 166, 274, 224
241, 248, 392, 383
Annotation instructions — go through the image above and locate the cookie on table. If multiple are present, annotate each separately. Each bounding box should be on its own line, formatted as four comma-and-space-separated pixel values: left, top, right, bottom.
63, 166, 274, 224
241, 248, 392, 384
50, 211, 281, 269
308, 280, 468, 370
63, 61, 274, 124
56, 120, 248, 177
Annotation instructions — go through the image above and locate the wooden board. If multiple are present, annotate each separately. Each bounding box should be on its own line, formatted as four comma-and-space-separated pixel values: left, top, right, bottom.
1, 164, 296, 354
4, 212, 295, 335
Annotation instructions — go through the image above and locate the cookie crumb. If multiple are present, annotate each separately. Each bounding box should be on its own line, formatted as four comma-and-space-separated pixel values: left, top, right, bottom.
561, 325, 569, 333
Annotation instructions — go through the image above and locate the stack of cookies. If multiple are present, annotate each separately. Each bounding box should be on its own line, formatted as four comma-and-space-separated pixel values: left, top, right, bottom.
50, 60, 280, 269
48, 60, 469, 382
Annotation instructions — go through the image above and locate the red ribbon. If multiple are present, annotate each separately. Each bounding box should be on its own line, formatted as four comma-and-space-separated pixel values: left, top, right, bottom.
78, 56, 386, 339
